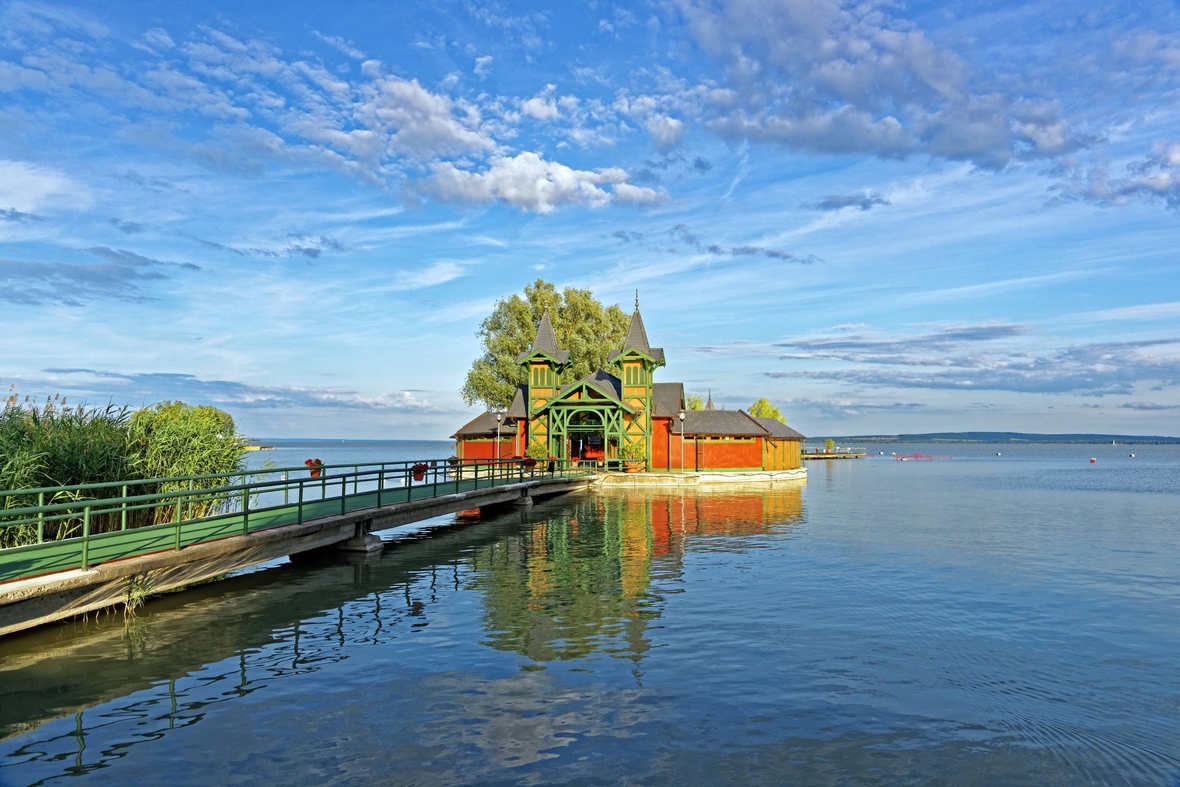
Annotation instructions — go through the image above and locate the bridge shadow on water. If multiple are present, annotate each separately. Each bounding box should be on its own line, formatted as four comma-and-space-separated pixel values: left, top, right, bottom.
0, 485, 806, 783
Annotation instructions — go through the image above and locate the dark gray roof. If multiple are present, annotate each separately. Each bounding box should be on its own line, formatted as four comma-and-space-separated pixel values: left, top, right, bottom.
451, 411, 519, 438
516, 312, 571, 364
506, 385, 527, 418
652, 382, 684, 417
754, 418, 806, 440
608, 309, 665, 365
561, 369, 624, 404
674, 409, 769, 437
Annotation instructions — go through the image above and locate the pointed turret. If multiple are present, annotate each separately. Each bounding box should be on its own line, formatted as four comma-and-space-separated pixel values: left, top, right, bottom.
532, 312, 560, 356
705, 391, 715, 411
608, 295, 665, 367
516, 312, 570, 365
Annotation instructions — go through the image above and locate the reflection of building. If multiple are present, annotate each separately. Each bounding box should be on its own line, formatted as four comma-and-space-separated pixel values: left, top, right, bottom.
471, 486, 804, 666
453, 303, 806, 471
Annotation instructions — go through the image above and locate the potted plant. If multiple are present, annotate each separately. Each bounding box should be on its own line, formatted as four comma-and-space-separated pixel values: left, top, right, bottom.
620, 441, 646, 473
304, 458, 324, 478
412, 462, 429, 482
524, 442, 547, 472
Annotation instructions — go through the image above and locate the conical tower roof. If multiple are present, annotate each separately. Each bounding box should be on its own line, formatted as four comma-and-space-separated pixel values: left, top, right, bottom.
608, 293, 665, 366
532, 312, 560, 355
705, 391, 715, 411
516, 311, 570, 364
622, 309, 651, 355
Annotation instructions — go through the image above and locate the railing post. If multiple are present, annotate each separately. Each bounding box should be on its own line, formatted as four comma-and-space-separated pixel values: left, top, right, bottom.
241, 486, 250, 536
341, 472, 347, 516
354, 465, 359, 495
433, 461, 438, 499
283, 472, 289, 506
377, 469, 383, 508
37, 491, 44, 544
120, 485, 127, 531
475, 461, 479, 489
298, 480, 304, 525
82, 506, 90, 570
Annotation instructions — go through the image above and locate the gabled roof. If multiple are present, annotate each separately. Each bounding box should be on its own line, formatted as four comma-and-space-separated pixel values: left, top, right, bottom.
516, 312, 571, 364
652, 382, 684, 417
754, 418, 806, 440
535, 369, 634, 413
673, 409, 769, 437
608, 309, 665, 365
451, 411, 520, 438
506, 385, 527, 419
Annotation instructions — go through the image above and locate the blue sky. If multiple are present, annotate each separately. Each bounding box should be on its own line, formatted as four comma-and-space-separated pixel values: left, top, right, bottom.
1, 0, 1178, 439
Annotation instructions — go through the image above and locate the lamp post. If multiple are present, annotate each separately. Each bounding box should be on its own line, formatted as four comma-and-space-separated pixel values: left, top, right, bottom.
678, 411, 686, 473
496, 413, 503, 462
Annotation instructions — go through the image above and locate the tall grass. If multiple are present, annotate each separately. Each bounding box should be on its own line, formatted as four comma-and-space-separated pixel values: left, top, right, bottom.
128, 401, 248, 523
0, 391, 248, 547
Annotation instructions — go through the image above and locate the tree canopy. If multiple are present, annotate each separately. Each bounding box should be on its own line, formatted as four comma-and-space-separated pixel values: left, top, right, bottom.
749, 398, 786, 423
461, 280, 630, 410
685, 394, 704, 411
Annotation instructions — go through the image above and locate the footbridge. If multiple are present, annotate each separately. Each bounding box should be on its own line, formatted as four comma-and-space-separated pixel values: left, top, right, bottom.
0, 459, 594, 637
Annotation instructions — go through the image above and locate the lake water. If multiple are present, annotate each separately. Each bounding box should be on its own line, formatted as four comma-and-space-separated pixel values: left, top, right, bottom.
1, 442, 1178, 785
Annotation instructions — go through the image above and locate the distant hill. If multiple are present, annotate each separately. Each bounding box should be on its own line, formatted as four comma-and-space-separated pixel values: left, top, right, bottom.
808, 432, 1180, 445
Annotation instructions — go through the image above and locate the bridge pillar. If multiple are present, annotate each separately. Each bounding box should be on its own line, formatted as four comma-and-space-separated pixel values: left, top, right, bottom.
336, 518, 384, 553
514, 490, 533, 507
336, 533, 384, 553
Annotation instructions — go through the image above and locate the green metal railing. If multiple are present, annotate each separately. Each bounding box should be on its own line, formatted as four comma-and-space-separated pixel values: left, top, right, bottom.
0, 458, 588, 585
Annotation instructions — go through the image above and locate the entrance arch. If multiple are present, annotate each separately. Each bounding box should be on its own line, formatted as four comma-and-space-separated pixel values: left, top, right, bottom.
567, 410, 605, 463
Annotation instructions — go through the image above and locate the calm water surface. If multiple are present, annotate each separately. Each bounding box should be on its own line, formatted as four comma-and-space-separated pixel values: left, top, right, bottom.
1, 443, 1178, 785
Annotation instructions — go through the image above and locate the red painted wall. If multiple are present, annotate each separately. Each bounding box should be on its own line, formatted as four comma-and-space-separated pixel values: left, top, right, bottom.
694, 439, 762, 470
458, 439, 516, 459
652, 417, 671, 469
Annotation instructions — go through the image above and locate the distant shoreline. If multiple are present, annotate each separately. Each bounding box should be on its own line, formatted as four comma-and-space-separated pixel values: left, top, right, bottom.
807, 432, 1180, 445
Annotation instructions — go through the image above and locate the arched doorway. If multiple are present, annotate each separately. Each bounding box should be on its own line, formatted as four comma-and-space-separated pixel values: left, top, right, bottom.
567, 410, 605, 465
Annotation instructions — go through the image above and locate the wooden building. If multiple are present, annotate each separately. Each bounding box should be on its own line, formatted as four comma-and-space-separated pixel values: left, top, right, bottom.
453, 305, 805, 472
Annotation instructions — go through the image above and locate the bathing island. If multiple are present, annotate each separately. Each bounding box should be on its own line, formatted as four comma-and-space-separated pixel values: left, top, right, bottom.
453, 304, 806, 479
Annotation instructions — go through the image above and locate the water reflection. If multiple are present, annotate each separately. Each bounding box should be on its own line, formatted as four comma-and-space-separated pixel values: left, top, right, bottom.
473, 486, 804, 667
0, 485, 804, 784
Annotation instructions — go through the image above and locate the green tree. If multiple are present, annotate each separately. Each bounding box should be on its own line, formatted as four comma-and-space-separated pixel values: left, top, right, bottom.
685, 394, 704, 411
461, 279, 630, 409
748, 398, 785, 423
824, 438, 836, 452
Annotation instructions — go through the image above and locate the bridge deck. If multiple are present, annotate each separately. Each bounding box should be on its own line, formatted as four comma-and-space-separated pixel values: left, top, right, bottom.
0, 461, 594, 637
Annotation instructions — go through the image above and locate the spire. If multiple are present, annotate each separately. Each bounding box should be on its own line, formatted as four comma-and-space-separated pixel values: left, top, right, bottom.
531, 312, 559, 355
622, 307, 651, 355
705, 390, 715, 411
517, 311, 571, 364
635, 289, 639, 310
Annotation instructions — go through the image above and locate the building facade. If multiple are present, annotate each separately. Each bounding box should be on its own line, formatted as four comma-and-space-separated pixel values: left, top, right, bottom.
452, 306, 805, 472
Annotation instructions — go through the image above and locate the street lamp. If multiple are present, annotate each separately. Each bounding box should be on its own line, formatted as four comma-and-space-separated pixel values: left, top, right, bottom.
496, 413, 503, 462
678, 411, 686, 473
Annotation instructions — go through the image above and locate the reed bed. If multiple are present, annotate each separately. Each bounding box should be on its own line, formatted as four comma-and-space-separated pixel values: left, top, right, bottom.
0, 390, 248, 548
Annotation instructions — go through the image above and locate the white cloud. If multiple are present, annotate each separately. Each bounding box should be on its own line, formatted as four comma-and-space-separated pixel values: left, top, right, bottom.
520, 84, 560, 121
311, 30, 365, 60
424, 152, 660, 213
354, 74, 496, 161
388, 260, 468, 290
0, 160, 86, 212
646, 114, 685, 151
474, 55, 493, 77
668, 0, 1076, 166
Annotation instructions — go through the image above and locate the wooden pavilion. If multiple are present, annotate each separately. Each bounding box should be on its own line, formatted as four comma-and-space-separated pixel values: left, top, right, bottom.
452, 305, 805, 472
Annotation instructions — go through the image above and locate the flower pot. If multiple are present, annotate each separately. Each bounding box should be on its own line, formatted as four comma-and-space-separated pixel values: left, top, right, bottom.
309, 470, 322, 478
624, 461, 642, 474
412, 472, 425, 482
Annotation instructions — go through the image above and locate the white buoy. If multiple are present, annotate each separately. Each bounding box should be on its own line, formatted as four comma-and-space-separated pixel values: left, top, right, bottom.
996, 452, 1001, 456
1129, 453, 1135, 458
